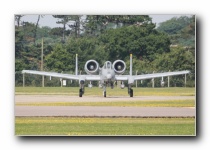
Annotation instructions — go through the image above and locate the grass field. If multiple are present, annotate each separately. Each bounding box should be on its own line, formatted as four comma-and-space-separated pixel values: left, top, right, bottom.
15, 117, 195, 136
15, 87, 195, 96
16, 100, 195, 107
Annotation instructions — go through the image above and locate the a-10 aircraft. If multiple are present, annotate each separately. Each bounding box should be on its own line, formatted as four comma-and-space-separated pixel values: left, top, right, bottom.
22, 54, 190, 97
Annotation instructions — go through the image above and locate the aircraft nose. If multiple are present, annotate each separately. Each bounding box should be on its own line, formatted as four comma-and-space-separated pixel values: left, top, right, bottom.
106, 74, 112, 79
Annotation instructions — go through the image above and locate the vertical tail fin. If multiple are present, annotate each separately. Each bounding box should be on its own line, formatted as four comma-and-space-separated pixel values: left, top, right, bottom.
130, 54, 132, 76
75, 54, 78, 75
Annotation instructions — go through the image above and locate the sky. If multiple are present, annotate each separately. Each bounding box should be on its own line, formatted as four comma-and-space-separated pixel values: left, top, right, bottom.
20, 14, 191, 28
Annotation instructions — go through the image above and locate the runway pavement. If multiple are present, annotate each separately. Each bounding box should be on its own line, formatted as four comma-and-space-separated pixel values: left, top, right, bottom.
15, 106, 195, 117
15, 95, 195, 117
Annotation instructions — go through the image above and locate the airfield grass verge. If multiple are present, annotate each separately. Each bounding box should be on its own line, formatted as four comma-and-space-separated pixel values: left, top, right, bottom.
16, 99, 195, 107
15, 87, 195, 96
15, 117, 195, 135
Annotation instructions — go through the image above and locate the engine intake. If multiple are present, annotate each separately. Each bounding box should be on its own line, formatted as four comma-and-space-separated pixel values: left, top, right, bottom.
113, 60, 126, 74
84, 60, 99, 75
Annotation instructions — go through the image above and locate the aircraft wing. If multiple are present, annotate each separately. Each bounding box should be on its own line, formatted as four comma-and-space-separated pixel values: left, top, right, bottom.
115, 70, 190, 81
133, 70, 190, 80
115, 75, 129, 81
22, 70, 101, 81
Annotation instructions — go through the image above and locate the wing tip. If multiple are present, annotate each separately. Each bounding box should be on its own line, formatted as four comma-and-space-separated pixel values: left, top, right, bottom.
186, 70, 191, 74
22, 70, 26, 74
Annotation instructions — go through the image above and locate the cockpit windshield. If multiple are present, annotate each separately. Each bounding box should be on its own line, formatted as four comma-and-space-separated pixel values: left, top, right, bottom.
104, 61, 112, 69
107, 62, 111, 69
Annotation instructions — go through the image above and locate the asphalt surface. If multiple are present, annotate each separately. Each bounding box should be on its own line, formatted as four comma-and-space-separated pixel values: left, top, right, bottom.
15, 106, 195, 117
15, 95, 195, 117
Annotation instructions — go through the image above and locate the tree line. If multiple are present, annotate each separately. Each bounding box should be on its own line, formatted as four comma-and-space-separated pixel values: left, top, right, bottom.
15, 15, 195, 87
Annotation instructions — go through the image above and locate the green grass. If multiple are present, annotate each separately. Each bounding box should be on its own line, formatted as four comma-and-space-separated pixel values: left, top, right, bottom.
15, 117, 195, 136
16, 99, 195, 107
15, 87, 195, 96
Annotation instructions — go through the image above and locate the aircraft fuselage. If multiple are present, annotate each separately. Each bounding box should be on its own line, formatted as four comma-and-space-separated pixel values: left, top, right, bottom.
100, 61, 116, 83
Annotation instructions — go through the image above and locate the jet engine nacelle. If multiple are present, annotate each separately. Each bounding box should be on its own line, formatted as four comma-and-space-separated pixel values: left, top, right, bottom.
84, 60, 99, 75
113, 60, 126, 75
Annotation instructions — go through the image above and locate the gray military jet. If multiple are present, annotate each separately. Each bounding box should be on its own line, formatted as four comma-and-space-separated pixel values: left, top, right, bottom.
22, 54, 190, 97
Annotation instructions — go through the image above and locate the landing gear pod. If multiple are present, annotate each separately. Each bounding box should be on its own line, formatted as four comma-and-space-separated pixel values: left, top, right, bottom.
161, 80, 165, 87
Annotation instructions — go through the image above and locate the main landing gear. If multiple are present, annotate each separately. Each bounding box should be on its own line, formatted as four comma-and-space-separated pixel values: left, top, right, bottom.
79, 80, 85, 97
78, 81, 133, 97
128, 85, 133, 97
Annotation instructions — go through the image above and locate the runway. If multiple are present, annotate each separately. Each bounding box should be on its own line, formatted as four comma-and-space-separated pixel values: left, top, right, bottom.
15, 95, 195, 117
15, 106, 195, 117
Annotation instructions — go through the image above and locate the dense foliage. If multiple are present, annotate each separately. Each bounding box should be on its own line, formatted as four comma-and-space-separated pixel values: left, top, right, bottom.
15, 15, 195, 87
157, 16, 195, 48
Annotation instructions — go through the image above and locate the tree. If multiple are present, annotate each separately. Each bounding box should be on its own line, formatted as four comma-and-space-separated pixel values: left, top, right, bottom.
99, 25, 170, 62
15, 15, 24, 28
68, 15, 84, 38
84, 15, 107, 36
15, 15, 195, 87
65, 37, 108, 71
33, 15, 43, 44
152, 47, 195, 86
157, 16, 195, 47
152, 47, 192, 71
84, 15, 154, 36
157, 16, 192, 34
49, 27, 63, 37
45, 44, 74, 72
53, 15, 73, 42
15, 28, 24, 58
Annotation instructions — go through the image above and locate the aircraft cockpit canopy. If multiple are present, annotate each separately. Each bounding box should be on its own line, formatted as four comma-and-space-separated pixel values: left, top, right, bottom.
104, 61, 112, 69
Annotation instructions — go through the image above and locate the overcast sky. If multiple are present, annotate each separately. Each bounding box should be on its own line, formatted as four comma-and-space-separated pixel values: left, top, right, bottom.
20, 14, 191, 28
